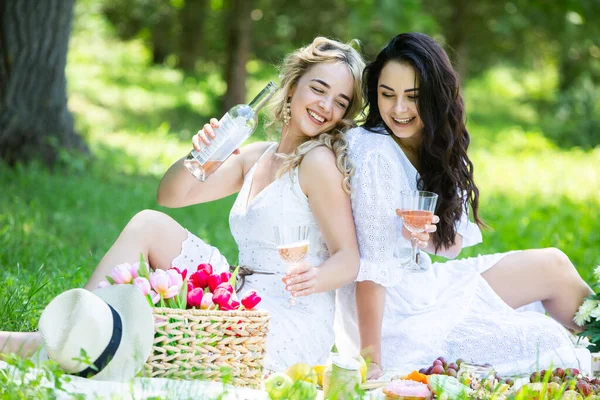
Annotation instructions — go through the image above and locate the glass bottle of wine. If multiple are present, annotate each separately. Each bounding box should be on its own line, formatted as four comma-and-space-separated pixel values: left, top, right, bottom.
184, 81, 279, 181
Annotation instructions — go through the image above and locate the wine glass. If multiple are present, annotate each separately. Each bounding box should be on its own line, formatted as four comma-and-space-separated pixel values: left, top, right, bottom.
273, 225, 311, 305
397, 190, 438, 272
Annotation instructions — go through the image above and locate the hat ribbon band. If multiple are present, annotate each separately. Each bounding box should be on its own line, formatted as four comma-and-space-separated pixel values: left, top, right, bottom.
73, 304, 123, 378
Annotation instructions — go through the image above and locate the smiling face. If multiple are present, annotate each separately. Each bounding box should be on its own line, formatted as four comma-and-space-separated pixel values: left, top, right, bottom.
287, 61, 354, 139
377, 61, 424, 145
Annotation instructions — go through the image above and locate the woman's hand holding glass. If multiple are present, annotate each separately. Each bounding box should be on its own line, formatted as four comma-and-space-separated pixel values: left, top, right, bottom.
396, 211, 439, 250
274, 225, 316, 305
396, 190, 439, 272
283, 261, 319, 298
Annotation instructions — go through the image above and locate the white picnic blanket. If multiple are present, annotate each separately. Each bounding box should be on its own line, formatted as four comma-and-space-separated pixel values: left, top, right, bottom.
0, 360, 270, 399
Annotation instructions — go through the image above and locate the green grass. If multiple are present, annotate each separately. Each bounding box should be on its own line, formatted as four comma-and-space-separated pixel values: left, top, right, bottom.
1, 0, 599, 341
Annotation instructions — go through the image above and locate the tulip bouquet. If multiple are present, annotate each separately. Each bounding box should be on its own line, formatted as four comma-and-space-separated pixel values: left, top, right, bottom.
100, 256, 269, 387
98, 255, 262, 311
186, 262, 262, 311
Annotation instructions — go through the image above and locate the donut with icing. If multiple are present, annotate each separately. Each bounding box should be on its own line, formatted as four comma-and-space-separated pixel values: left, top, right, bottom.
382, 380, 431, 400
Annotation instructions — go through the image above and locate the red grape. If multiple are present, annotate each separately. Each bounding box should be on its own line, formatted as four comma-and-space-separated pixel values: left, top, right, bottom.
431, 365, 444, 375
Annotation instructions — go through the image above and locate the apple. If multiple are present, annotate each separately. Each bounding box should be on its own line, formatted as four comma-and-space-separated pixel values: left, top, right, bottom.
287, 380, 318, 400
286, 362, 317, 385
264, 372, 293, 400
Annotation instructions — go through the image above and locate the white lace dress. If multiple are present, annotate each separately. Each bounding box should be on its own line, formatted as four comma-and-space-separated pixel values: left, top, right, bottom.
171, 143, 335, 372
335, 126, 579, 376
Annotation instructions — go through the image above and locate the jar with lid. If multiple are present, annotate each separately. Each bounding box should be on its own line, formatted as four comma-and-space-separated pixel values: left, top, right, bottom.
322, 355, 362, 399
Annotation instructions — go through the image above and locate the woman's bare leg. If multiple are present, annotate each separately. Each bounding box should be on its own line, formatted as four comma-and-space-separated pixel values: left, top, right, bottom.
482, 248, 593, 331
1, 210, 188, 359
85, 209, 188, 290
0, 331, 42, 360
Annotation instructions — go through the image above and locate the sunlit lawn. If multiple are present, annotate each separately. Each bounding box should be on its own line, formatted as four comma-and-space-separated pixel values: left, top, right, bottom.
1, 6, 599, 338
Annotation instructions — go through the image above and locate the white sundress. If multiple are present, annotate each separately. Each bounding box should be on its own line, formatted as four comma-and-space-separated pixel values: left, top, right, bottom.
171, 143, 336, 372
334, 126, 579, 376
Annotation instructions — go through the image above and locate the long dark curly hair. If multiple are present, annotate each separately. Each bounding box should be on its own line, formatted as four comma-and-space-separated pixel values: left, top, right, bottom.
362, 32, 484, 251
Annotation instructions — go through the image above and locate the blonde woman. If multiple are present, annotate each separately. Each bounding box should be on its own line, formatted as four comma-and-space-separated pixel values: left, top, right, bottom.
1, 37, 365, 372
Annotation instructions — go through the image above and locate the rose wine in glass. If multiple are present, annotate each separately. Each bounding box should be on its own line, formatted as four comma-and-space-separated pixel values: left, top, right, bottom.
274, 226, 311, 305
398, 190, 438, 272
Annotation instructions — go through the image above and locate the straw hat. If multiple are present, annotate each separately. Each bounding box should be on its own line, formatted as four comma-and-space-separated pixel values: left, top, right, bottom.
38, 285, 154, 381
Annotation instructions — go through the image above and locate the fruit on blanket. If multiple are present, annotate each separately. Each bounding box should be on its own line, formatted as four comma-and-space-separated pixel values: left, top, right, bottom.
286, 362, 318, 385
264, 372, 293, 400
354, 355, 368, 383
287, 380, 318, 400
516, 382, 562, 399
404, 370, 428, 385
382, 379, 431, 399
313, 364, 326, 387
563, 390, 583, 400
427, 375, 471, 398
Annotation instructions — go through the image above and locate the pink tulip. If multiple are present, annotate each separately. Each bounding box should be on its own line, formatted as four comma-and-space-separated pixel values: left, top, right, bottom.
241, 290, 261, 310
166, 268, 183, 288
188, 281, 194, 292
149, 290, 160, 305
215, 282, 234, 294
208, 272, 232, 292
200, 292, 214, 310
213, 286, 232, 308
110, 263, 134, 284
187, 287, 203, 309
97, 280, 111, 289
150, 269, 182, 299
197, 263, 213, 275
189, 270, 210, 290
219, 300, 240, 311
172, 266, 187, 281
133, 277, 151, 296
130, 262, 150, 279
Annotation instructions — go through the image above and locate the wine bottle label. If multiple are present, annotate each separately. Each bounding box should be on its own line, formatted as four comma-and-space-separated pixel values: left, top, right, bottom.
191, 114, 235, 164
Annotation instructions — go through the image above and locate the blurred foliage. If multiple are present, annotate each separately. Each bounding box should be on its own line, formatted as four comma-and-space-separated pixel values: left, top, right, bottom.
88, 0, 600, 148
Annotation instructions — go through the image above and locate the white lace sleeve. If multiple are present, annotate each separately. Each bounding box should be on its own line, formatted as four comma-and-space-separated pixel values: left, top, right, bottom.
455, 192, 483, 248
351, 150, 409, 287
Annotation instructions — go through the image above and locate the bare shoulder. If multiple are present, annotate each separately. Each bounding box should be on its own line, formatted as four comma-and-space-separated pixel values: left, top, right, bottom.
298, 145, 344, 197
299, 145, 339, 174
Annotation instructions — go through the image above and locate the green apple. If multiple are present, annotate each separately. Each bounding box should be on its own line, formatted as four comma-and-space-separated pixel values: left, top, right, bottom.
287, 380, 318, 400
264, 372, 293, 400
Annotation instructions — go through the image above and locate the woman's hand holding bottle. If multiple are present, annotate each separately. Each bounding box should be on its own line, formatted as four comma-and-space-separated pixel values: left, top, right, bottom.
193, 118, 240, 154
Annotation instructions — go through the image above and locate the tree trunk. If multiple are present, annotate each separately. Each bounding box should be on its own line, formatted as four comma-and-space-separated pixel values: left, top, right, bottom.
444, 0, 469, 84
0, 0, 86, 166
178, 0, 210, 72
151, 15, 173, 65
222, 0, 253, 112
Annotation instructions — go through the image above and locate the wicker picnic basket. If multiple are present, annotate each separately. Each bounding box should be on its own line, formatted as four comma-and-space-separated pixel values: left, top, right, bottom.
144, 307, 270, 389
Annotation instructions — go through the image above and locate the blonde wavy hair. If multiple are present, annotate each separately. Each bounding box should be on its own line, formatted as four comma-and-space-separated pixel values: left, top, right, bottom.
268, 37, 366, 194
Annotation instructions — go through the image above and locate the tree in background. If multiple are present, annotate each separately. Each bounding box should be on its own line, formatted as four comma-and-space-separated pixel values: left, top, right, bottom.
0, 0, 87, 166
222, 0, 254, 112
178, 0, 210, 71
